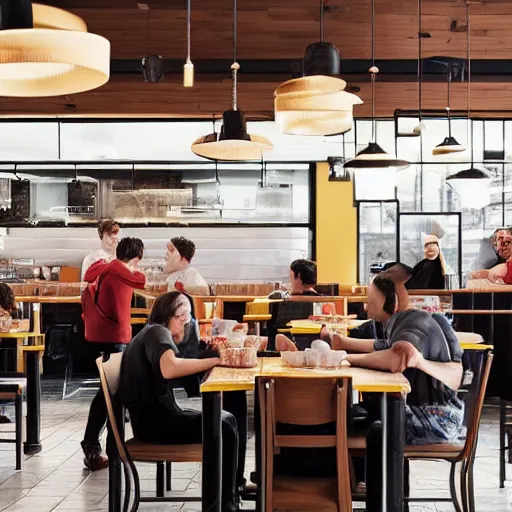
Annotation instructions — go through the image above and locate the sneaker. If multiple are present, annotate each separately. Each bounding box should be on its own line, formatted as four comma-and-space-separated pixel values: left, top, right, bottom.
81, 441, 109, 472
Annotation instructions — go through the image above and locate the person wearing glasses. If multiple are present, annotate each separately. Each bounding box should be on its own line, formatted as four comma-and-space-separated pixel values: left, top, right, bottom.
118, 291, 240, 512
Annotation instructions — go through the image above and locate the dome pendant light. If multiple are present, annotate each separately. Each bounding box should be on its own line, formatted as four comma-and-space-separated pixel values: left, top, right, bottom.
446, 2, 490, 209
432, 59, 465, 155
183, 0, 194, 87
191, 0, 273, 161
273, 0, 361, 136
0, 0, 110, 97
344, 0, 409, 170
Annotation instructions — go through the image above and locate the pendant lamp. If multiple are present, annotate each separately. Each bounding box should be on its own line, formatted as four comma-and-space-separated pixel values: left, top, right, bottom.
0, 0, 110, 97
344, 1, 409, 171
183, 0, 194, 87
431, 58, 465, 155
273, 0, 361, 136
191, 0, 273, 161
445, 2, 491, 209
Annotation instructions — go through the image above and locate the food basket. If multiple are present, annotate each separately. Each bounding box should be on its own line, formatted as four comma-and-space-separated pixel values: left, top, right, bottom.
212, 334, 264, 368
281, 345, 347, 370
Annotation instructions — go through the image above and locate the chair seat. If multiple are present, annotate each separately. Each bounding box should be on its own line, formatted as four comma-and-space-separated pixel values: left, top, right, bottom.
126, 438, 202, 463
348, 435, 464, 459
405, 443, 464, 459
272, 475, 339, 511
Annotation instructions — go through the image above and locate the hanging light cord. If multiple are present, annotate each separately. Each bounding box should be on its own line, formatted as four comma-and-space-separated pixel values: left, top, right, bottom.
231, 0, 239, 111
467, 0, 473, 165
418, 0, 422, 122
447, 63, 452, 138
186, 0, 191, 62
320, 0, 324, 42
370, 0, 378, 142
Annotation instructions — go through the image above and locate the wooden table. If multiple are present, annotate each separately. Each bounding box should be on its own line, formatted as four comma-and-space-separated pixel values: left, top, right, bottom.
200, 359, 410, 512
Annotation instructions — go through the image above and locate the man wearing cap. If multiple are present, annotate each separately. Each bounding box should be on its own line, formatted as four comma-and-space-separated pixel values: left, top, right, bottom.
165, 236, 209, 295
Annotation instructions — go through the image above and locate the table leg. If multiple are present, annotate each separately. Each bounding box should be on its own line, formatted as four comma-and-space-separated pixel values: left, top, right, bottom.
381, 392, 387, 512
23, 350, 41, 455
202, 391, 222, 512
387, 394, 405, 512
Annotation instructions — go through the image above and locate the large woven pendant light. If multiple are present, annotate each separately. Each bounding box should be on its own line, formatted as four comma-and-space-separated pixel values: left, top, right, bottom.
273, 0, 360, 136
191, 0, 273, 161
446, 1, 490, 209
0, 0, 110, 97
344, 0, 408, 170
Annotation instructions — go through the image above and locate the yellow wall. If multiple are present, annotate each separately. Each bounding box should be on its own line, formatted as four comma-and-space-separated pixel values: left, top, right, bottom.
315, 162, 357, 285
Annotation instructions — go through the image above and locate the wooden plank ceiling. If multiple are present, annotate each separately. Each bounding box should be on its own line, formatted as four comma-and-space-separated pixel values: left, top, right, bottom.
0, 0, 511, 117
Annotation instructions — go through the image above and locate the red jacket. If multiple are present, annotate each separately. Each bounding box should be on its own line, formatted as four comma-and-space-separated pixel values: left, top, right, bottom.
82, 259, 146, 344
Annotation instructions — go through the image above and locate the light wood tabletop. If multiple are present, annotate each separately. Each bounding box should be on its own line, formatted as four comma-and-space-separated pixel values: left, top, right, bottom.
200, 360, 264, 393
200, 357, 411, 395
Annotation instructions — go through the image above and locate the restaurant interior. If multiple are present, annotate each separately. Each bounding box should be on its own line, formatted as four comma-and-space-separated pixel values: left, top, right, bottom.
1, 0, 512, 511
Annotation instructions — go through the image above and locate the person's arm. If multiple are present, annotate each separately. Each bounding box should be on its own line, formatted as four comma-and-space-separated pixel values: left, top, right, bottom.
346, 341, 463, 390
330, 333, 375, 353
159, 349, 220, 380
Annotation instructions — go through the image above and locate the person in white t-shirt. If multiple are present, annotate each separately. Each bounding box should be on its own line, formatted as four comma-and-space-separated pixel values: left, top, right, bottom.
165, 237, 209, 295
81, 219, 120, 280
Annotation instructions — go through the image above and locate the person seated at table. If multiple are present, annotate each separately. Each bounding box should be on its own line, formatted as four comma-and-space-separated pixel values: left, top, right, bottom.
343, 275, 464, 431
472, 227, 512, 271
118, 291, 240, 512
81, 237, 146, 472
0, 283, 16, 423
405, 234, 447, 290
0, 283, 16, 333
165, 236, 209, 295
334, 262, 463, 365
289, 258, 319, 296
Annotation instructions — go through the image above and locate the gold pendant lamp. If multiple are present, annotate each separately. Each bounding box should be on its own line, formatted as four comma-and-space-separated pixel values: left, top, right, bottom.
191, 0, 273, 161
0, 0, 110, 97
273, 0, 361, 136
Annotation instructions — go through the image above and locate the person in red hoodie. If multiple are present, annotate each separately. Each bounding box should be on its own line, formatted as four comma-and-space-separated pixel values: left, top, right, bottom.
81, 236, 146, 471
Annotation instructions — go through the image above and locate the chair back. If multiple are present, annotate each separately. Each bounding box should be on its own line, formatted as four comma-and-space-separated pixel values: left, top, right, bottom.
258, 376, 352, 512
96, 353, 129, 464
459, 350, 493, 461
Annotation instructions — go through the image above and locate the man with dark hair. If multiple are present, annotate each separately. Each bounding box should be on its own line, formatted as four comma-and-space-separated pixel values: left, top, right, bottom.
165, 236, 209, 295
119, 291, 239, 512
81, 218, 120, 280
289, 258, 318, 296
80, 237, 146, 471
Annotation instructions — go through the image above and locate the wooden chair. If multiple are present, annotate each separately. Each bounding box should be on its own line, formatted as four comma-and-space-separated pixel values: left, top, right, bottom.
258, 376, 353, 512
349, 350, 494, 512
97, 354, 201, 512
0, 371, 25, 471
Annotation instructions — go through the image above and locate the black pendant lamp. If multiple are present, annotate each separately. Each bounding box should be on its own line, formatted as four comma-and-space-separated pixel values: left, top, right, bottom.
445, 1, 490, 209
191, 0, 273, 161
344, 0, 408, 170
432, 58, 465, 155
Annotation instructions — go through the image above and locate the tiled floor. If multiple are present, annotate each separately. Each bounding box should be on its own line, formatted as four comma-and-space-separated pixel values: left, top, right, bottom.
0, 380, 510, 511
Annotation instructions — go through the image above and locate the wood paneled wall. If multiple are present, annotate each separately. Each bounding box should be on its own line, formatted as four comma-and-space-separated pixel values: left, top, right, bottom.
45, 0, 512, 60
0, 75, 510, 118
2, 0, 511, 117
